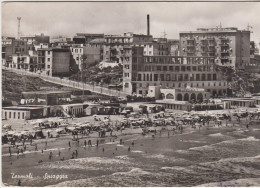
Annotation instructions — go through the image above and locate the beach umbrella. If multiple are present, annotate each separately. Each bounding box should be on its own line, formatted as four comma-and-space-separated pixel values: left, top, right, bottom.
3, 124, 11, 129
7, 131, 15, 135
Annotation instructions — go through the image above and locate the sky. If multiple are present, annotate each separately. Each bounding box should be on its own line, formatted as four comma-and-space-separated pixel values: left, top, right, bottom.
2, 2, 260, 44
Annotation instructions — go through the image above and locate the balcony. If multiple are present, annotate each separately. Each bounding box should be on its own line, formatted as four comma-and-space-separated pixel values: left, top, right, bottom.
220, 56, 229, 60
220, 43, 229, 46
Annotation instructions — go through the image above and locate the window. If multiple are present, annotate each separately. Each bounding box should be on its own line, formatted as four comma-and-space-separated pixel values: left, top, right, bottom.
47, 58, 50, 62
5, 112, 7, 118
163, 66, 167, 71
48, 51, 51, 55
154, 74, 158, 81
169, 66, 173, 71
157, 66, 161, 71
22, 112, 25, 119
139, 90, 143, 94
18, 112, 20, 119
13, 112, 16, 119
219, 82, 221, 86
47, 65, 50, 69
9, 112, 11, 118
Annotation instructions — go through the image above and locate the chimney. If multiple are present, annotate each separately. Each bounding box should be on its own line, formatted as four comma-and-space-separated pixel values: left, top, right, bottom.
147, 14, 150, 36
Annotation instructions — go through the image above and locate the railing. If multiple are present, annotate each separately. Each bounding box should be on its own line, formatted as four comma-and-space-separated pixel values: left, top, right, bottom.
4, 67, 128, 98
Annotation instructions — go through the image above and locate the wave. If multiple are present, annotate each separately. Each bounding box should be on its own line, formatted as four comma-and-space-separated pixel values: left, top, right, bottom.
238, 136, 260, 142
39, 156, 133, 170
197, 178, 260, 187
112, 168, 151, 176
130, 150, 144, 153
209, 133, 225, 137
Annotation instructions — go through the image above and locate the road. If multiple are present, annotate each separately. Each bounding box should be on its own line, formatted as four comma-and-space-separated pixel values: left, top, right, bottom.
4, 67, 128, 98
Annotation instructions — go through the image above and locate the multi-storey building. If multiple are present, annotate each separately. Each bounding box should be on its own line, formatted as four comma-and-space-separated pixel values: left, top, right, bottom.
123, 47, 228, 97
103, 32, 173, 64
70, 44, 84, 70
75, 33, 104, 44
20, 33, 50, 44
168, 39, 180, 56
180, 27, 250, 69
37, 48, 71, 76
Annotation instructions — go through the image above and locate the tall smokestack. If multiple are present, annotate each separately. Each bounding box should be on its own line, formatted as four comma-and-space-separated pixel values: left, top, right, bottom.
147, 14, 150, 36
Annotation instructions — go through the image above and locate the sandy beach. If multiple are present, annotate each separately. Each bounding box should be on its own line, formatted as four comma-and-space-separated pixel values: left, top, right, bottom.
2, 110, 260, 187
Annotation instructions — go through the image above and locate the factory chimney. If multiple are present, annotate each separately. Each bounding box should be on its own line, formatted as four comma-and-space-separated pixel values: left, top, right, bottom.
147, 14, 150, 36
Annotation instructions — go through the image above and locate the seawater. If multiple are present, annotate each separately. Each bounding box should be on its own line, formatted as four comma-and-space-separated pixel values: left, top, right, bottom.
2, 126, 260, 187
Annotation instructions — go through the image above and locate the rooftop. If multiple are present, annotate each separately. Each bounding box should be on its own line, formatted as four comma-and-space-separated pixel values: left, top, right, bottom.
2, 106, 44, 110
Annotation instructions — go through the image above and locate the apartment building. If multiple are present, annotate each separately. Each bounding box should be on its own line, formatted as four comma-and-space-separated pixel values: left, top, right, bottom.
123, 47, 228, 97
70, 44, 84, 70
37, 48, 71, 76
180, 27, 250, 69
20, 33, 50, 45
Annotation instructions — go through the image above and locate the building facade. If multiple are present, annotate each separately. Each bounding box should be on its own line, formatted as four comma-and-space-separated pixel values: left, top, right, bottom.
180, 27, 250, 69
37, 48, 71, 76
123, 47, 228, 97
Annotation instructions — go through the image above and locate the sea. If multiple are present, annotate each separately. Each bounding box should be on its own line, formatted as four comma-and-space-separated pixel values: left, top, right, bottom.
2, 124, 260, 187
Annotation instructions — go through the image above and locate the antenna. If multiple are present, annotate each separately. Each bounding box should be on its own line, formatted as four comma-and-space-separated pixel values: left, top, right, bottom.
17, 17, 21, 39
161, 30, 167, 39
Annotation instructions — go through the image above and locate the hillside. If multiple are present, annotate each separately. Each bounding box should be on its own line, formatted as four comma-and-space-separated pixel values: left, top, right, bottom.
2, 70, 79, 105
216, 65, 260, 96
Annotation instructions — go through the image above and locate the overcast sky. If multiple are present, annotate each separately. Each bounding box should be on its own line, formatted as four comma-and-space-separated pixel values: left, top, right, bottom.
2, 2, 260, 43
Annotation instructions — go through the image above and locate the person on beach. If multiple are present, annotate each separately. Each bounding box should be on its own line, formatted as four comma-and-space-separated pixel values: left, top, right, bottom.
75, 150, 78, 158
30, 139, 32, 145
21, 149, 23, 154
103, 148, 105, 152
45, 141, 47, 147
68, 141, 71, 148
246, 124, 249, 129
9, 147, 11, 156
120, 139, 123, 145
84, 140, 87, 147
96, 140, 99, 147
128, 146, 131, 152
59, 151, 61, 156
88, 139, 92, 146
71, 152, 75, 159
22, 139, 25, 146
168, 132, 170, 137
41, 149, 44, 154
49, 152, 52, 160
18, 180, 21, 186
24, 145, 26, 151
77, 139, 79, 146
35, 144, 38, 151
131, 141, 134, 146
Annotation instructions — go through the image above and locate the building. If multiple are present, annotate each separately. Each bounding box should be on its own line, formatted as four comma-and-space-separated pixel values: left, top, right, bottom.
61, 104, 84, 116
147, 87, 226, 111
21, 91, 72, 105
123, 47, 228, 97
222, 98, 256, 107
10, 54, 31, 70
179, 27, 250, 69
37, 48, 71, 76
70, 44, 85, 70
2, 106, 44, 120
76, 33, 104, 44
20, 33, 50, 44
246, 54, 260, 73
167, 39, 180, 56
